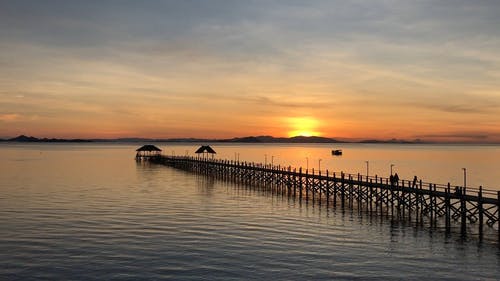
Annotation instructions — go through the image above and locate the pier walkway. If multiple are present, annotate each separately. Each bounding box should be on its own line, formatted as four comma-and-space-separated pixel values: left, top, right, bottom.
145, 155, 500, 240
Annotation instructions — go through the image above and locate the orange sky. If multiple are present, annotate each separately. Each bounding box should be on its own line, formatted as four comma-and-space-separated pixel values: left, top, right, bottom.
1, 1, 500, 142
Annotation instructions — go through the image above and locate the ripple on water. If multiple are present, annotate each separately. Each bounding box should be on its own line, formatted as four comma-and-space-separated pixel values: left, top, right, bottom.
1, 149, 500, 280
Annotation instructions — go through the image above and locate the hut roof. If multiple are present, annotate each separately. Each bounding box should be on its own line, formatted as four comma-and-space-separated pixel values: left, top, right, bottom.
136, 144, 162, 152
195, 145, 216, 154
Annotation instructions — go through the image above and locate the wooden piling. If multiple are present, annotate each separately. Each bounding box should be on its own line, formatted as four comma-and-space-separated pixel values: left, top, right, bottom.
305, 169, 309, 202
293, 168, 297, 197
445, 184, 451, 232
341, 173, 346, 208
390, 178, 394, 217
478, 186, 483, 237
498, 191, 500, 241
369, 179, 373, 212
299, 168, 303, 200
428, 183, 433, 227
326, 170, 330, 207
333, 173, 337, 207
461, 187, 467, 235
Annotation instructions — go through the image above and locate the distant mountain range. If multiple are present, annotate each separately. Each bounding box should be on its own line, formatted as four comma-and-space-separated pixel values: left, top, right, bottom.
5, 135, 93, 142
1, 134, 425, 144
219, 135, 341, 143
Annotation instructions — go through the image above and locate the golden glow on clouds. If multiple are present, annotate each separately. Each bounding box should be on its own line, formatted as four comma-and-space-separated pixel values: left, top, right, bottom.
0, 114, 20, 122
0, 2, 499, 142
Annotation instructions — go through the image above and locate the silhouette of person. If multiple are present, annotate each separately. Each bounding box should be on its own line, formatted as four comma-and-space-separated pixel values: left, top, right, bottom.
413, 176, 417, 188
394, 173, 399, 185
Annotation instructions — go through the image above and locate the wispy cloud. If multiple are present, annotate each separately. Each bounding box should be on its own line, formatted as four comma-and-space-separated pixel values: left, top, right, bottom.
233, 95, 331, 109
0, 1, 499, 139
415, 132, 497, 141
403, 101, 500, 114
0, 113, 20, 122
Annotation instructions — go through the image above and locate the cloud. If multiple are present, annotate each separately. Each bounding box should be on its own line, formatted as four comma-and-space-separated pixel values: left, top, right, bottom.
0, 113, 20, 122
1, 1, 500, 139
241, 96, 330, 109
416, 133, 489, 140
413, 131, 500, 143
415, 129, 500, 142
422, 104, 498, 114
401, 96, 500, 114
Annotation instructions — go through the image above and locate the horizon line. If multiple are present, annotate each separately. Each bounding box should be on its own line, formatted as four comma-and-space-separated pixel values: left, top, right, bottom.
2, 134, 500, 145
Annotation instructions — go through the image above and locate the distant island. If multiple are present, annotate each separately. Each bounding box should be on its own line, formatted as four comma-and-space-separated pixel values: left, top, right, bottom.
4, 135, 93, 143
1, 134, 425, 144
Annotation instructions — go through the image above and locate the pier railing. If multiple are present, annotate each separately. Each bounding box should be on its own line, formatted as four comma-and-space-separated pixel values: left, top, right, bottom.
144, 155, 500, 240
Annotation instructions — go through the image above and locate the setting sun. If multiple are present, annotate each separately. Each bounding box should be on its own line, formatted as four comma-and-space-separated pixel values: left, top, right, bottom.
286, 117, 322, 137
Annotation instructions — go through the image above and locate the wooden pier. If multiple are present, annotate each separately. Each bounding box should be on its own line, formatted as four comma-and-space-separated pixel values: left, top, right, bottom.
146, 155, 500, 241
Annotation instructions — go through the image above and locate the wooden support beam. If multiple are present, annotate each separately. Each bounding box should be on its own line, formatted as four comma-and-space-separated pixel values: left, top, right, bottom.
318, 170, 322, 205
369, 179, 373, 213
299, 168, 303, 200
478, 186, 483, 237
498, 191, 500, 241
326, 170, 330, 208
446, 184, 451, 232
461, 187, 467, 236
305, 169, 309, 202
341, 172, 345, 209
428, 183, 433, 227
333, 173, 337, 207
390, 178, 394, 217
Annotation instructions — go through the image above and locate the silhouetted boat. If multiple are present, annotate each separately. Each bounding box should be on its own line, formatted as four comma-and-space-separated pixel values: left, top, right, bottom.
331, 149, 342, 156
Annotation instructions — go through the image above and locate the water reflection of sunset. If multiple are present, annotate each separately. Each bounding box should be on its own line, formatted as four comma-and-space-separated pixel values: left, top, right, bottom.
286, 117, 322, 137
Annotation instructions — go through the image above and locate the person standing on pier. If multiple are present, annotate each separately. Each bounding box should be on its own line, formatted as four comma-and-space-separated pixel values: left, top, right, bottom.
394, 173, 400, 186
412, 176, 418, 188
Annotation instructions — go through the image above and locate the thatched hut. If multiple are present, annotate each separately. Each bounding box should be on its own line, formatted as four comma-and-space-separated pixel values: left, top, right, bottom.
136, 144, 162, 159
195, 145, 216, 159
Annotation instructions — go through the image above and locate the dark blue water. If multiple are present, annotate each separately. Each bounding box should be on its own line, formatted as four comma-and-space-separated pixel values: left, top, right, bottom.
1, 144, 499, 280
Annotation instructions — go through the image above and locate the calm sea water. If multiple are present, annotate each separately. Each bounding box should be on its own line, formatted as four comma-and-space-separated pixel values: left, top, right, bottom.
1, 143, 499, 280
